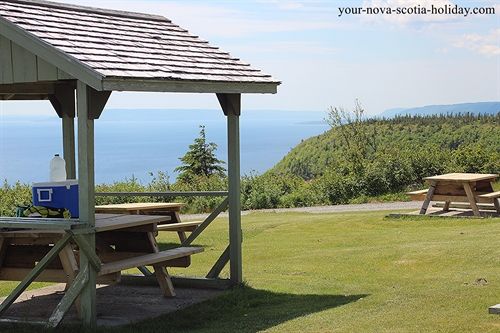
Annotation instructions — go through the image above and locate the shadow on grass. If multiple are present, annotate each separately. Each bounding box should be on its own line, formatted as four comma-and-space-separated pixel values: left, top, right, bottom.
120, 285, 367, 333
0, 285, 366, 333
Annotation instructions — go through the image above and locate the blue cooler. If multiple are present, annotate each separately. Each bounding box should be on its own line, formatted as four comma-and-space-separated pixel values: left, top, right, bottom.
32, 179, 79, 218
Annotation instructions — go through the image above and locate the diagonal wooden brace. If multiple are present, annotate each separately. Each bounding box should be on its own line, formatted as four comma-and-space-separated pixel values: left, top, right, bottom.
46, 264, 90, 328
181, 197, 229, 247
73, 234, 102, 272
0, 233, 73, 316
419, 181, 437, 214
463, 183, 481, 217
206, 245, 230, 279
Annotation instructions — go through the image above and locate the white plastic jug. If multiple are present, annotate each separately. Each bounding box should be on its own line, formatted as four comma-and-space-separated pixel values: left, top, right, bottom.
49, 154, 67, 182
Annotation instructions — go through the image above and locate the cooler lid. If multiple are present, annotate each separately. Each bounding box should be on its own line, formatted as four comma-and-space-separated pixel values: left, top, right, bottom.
32, 179, 78, 187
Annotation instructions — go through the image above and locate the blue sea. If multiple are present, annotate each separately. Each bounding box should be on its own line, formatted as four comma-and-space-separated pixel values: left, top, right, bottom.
1, 109, 329, 185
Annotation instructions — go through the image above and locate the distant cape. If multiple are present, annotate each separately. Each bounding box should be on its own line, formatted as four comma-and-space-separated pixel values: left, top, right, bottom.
378, 102, 500, 118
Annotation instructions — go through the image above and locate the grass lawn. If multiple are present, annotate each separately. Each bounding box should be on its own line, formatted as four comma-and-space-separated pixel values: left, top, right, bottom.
2, 209, 500, 332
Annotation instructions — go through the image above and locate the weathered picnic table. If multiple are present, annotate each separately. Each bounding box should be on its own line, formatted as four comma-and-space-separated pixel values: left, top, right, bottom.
0, 213, 203, 326
0, 214, 203, 293
407, 173, 500, 217
94, 202, 203, 241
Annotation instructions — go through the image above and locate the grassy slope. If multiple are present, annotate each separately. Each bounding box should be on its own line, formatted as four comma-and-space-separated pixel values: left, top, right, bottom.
3, 210, 500, 332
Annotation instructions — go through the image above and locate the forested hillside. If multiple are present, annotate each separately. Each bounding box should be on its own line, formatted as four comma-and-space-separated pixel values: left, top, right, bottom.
271, 112, 500, 180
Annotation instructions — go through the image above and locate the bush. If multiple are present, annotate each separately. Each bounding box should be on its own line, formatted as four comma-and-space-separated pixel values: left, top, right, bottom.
0, 180, 32, 217
310, 169, 355, 205
240, 172, 315, 210
451, 143, 500, 174
94, 174, 150, 205
171, 173, 228, 213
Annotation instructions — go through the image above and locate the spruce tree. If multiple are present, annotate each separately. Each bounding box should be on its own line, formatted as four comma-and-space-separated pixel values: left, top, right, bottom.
175, 125, 226, 180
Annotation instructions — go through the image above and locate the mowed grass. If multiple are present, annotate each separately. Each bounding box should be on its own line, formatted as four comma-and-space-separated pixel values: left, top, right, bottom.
3, 210, 500, 332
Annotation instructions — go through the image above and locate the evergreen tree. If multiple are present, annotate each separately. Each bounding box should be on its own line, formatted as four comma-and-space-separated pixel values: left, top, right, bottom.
175, 125, 226, 180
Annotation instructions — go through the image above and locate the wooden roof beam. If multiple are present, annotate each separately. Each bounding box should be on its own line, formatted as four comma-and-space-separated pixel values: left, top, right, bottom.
217, 93, 241, 116
49, 84, 76, 118
0, 82, 55, 94
0, 93, 49, 100
87, 87, 111, 120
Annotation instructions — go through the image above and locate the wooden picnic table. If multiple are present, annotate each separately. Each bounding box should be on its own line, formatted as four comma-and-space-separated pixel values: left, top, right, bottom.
0, 214, 203, 297
95, 202, 187, 216
409, 173, 500, 217
95, 202, 201, 241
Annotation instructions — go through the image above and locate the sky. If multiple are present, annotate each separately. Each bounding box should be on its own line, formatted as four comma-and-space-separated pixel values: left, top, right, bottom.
1, 0, 499, 116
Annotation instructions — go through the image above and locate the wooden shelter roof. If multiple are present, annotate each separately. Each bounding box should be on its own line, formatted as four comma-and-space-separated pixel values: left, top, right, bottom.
0, 0, 280, 93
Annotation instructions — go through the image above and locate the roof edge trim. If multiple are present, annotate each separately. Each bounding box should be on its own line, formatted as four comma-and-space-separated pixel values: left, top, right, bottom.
102, 79, 279, 94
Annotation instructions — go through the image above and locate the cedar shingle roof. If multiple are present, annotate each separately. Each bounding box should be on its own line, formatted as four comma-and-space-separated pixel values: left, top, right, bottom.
0, 0, 280, 92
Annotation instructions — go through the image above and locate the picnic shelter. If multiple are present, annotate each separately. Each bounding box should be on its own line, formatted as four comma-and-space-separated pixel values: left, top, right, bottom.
0, 0, 280, 327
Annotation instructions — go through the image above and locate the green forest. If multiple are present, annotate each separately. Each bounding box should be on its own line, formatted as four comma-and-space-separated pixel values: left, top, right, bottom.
2, 109, 500, 216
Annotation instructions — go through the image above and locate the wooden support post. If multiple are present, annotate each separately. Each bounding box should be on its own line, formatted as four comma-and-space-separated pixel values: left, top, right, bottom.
62, 113, 76, 179
49, 84, 77, 178
217, 93, 242, 286
77, 81, 97, 327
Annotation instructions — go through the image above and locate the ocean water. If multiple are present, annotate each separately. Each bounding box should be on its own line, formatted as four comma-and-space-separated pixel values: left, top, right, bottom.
0, 109, 329, 185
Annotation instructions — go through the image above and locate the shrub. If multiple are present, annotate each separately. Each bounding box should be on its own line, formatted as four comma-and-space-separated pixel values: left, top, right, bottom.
451, 143, 500, 174
241, 172, 311, 210
171, 173, 228, 213
94, 174, 149, 205
0, 180, 32, 217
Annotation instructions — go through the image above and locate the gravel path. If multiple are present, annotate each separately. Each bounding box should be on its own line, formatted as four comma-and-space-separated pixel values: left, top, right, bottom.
181, 201, 423, 220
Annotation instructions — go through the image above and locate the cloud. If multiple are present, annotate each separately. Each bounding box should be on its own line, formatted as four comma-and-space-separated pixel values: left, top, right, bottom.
271, 2, 306, 11
228, 40, 342, 57
55, 0, 341, 39
453, 29, 500, 57
435, 47, 449, 54
153, 2, 340, 38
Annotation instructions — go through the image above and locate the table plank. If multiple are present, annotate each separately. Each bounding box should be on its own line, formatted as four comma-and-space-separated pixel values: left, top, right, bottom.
95, 202, 187, 213
0, 217, 87, 230
423, 173, 499, 182
0, 215, 172, 236
94, 214, 171, 232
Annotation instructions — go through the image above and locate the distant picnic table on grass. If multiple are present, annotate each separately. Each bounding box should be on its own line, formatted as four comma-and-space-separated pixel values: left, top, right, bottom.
407, 173, 500, 217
